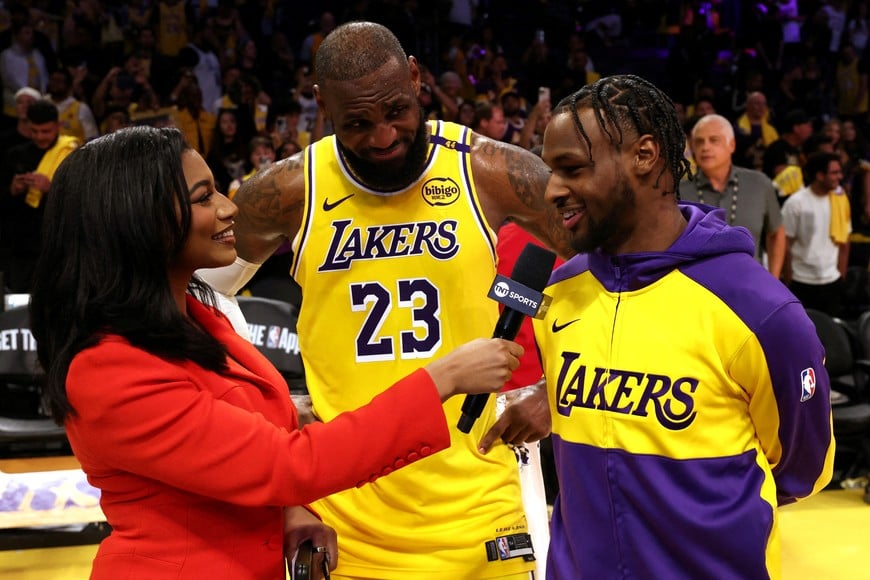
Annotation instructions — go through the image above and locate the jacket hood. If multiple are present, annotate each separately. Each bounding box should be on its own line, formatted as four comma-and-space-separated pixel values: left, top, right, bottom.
551, 202, 756, 292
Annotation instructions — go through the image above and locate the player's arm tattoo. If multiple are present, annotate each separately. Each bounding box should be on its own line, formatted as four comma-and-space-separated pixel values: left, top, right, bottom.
479, 139, 500, 157
502, 144, 575, 258
503, 145, 548, 211
233, 153, 305, 261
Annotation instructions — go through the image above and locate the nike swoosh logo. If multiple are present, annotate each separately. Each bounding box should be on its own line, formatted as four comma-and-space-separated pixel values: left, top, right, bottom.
551, 318, 581, 333
322, 193, 355, 211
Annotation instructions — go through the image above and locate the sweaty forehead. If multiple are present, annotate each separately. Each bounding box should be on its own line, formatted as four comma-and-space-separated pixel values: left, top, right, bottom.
542, 112, 592, 163
326, 80, 409, 105
322, 71, 414, 115
320, 56, 408, 91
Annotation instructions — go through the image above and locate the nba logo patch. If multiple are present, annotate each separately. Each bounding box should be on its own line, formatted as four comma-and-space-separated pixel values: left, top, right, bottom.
266, 325, 281, 348
800, 368, 816, 402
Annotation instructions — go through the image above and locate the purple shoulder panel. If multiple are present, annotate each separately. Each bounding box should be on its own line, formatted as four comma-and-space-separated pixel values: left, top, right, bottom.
679, 253, 832, 503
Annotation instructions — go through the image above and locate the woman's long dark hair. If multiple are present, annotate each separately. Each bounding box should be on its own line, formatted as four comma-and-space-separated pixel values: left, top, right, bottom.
30, 126, 228, 423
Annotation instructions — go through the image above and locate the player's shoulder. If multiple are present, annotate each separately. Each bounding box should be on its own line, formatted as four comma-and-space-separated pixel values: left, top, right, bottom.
235, 150, 306, 206
468, 131, 548, 186
468, 130, 537, 158
276, 149, 306, 177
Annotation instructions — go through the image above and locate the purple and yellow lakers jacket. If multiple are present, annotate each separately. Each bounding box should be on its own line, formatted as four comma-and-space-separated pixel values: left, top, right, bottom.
533, 203, 834, 579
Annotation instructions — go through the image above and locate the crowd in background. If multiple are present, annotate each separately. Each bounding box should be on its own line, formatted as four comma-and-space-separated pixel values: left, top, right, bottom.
2, 0, 870, 309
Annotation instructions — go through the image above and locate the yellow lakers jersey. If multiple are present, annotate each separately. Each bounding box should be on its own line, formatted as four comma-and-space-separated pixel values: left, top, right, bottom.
57, 100, 85, 142
293, 121, 533, 578
157, 1, 187, 57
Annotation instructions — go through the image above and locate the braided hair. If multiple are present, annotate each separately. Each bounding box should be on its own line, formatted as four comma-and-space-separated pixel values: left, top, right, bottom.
554, 75, 691, 197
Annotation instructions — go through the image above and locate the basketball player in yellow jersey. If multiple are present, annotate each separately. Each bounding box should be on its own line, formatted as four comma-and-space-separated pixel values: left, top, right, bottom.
200, 22, 572, 579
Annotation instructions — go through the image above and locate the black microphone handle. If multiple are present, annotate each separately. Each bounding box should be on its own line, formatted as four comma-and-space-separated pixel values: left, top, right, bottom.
456, 308, 527, 434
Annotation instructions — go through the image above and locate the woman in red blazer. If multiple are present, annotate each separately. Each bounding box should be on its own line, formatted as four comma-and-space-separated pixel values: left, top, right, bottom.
28, 126, 522, 579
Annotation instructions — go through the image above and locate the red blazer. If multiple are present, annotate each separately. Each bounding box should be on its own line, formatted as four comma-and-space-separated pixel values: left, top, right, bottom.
65, 296, 450, 579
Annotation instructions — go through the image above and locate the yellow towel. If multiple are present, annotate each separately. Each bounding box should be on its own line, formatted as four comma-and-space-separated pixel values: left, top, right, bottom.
773, 164, 804, 197
829, 188, 851, 244
25, 135, 80, 208
737, 114, 779, 146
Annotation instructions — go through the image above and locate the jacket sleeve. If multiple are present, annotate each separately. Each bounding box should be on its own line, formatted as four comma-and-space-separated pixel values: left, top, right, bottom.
732, 301, 835, 506
65, 342, 450, 507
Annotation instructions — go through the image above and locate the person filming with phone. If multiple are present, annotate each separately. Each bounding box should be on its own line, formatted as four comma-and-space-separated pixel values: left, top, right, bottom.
28, 126, 524, 579
228, 135, 276, 198
514, 87, 553, 151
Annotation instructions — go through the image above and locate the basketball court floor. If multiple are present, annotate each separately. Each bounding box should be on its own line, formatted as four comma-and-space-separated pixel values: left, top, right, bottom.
1, 457, 868, 579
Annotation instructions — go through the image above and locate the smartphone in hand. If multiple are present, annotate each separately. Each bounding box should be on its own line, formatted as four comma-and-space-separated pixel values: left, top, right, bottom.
275, 117, 289, 136
293, 539, 330, 580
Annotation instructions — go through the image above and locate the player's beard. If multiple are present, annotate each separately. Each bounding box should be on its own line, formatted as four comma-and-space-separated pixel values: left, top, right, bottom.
572, 172, 637, 254
337, 109, 431, 193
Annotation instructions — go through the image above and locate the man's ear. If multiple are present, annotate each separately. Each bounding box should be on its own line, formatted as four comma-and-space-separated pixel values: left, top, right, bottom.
408, 55, 421, 95
313, 84, 328, 116
633, 135, 661, 177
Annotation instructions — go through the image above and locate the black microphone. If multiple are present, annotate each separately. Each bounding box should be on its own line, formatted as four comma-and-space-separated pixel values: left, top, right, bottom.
457, 242, 557, 434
